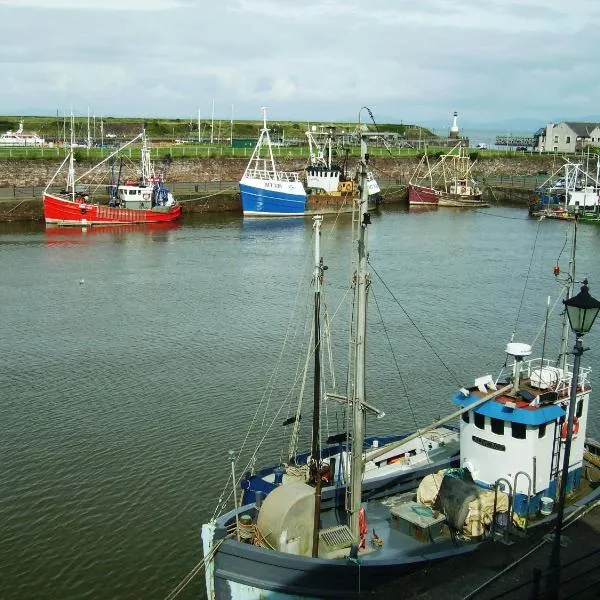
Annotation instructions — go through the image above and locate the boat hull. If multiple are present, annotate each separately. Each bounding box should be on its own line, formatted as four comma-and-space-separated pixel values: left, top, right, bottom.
204, 504, 476, 600
203, 468, 600, 600
240, 179, 307, 217
43, 193, 182, 225
408, 183, 439, 206
408, 184, 488, 207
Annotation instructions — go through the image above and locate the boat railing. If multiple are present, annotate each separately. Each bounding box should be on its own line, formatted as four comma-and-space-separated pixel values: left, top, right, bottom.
521, 357, 592, 395
243, 168, 301, 183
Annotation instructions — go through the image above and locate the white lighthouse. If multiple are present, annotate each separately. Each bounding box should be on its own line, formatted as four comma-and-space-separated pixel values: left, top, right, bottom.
449, 111, 459, 140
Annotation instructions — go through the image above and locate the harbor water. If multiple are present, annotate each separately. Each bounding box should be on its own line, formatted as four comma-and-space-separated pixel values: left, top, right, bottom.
1, 206, 599, 600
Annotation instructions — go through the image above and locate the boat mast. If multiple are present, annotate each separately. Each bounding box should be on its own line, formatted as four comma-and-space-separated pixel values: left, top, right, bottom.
140, 131, 153, 184
309, 215, 325, 557
243, 107, 278, 179
349, 137, 371, 539
262, 108, 277, 179
559, 215, 577, 372
68, 112, 75, 202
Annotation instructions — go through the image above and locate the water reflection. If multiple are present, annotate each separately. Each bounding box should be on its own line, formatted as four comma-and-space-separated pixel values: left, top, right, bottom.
240, 216, 308, 239
44, 221, 182, 246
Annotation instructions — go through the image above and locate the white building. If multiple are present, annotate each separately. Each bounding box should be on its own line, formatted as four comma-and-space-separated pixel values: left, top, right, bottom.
534, 121, 600, 153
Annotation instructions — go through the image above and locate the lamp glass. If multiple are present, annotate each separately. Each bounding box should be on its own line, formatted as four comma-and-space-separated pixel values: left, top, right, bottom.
564, 281, 600, 335
565, 304, 599, 334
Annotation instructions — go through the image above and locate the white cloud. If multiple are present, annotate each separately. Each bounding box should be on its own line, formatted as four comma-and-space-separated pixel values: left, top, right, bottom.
0, 0, 598, 126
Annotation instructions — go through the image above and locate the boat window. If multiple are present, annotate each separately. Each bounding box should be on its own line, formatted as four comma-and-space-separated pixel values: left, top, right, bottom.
474, 413, 485, 430
491, 418, 504, 435
462, 411, 470, 424
511, 422, 527, 439
576, 400, 583, 418
538, 423, 546, 438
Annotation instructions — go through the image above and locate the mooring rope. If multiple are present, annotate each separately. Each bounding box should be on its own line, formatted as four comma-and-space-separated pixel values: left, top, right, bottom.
162, 538, 224, 600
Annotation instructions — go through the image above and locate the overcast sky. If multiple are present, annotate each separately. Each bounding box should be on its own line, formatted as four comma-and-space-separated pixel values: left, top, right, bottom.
1, 0, 599, 130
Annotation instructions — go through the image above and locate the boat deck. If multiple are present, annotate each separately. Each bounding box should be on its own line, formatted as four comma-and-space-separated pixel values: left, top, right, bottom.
320, 493, 472, 563
367, 502, 600, 599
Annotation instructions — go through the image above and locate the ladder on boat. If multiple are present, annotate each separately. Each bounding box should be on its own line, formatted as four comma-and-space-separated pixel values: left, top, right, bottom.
550, 419, 563, 495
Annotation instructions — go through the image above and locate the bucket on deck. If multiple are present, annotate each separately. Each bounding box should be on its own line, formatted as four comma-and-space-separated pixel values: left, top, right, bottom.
540, 496, 554, 515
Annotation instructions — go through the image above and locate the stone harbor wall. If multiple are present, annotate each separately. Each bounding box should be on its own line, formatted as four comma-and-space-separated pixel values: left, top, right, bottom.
0, 155, 563, 188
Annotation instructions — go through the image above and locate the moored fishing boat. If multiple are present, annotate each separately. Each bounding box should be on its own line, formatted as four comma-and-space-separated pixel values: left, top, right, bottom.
408, 143, 488, 208
240, 108, 307, 217
529, 158, 600, 221
43, 131, 181, 226
305, 126, 381, 210
201, 145, 600, 599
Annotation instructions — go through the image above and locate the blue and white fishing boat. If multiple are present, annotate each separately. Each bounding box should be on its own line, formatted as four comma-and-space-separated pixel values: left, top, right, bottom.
240, 108, 307, 217
202, 147, 600, 599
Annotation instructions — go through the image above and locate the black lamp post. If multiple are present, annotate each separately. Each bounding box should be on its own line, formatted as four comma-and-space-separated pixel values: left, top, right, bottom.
550, 279, 600, 596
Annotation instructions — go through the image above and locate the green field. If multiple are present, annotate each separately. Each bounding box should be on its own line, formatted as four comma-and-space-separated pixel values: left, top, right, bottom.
2, 114, 594, 162
0, 115, 424, 144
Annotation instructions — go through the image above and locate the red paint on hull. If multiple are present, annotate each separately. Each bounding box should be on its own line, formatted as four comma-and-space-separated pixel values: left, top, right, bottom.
408, 184, 439, 206
43, 193, 182, 225
408, 184, 488, 208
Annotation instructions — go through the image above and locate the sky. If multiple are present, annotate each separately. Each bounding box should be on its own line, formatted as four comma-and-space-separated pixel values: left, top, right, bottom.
1, 0, 599, 131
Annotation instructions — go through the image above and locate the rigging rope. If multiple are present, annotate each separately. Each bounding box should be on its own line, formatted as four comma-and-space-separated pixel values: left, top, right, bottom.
211, 237, 314, 520
162, 539, 224, 600
211, 283, 355, 519
509, 215, 543, 343
370, 286, 432, 458
367, 259, 463, 387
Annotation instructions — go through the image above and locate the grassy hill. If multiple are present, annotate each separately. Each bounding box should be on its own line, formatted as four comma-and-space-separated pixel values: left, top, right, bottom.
0, 115, 434, 143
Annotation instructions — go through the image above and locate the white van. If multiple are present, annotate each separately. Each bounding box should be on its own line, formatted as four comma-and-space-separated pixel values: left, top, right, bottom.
476, 143, 488, 149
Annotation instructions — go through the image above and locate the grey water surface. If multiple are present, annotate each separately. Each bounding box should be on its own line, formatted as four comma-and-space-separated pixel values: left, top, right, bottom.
1, 206, 599, 600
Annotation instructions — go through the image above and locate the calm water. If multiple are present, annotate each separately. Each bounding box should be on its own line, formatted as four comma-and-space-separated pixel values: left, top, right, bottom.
1, 207, 599, 600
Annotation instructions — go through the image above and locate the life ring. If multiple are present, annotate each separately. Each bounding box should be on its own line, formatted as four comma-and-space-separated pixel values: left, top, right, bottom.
561, 416, 579, 441
142, 193, 150, 201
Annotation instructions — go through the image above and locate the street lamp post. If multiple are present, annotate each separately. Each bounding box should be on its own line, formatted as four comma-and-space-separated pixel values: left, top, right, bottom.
550, 279, 600, 596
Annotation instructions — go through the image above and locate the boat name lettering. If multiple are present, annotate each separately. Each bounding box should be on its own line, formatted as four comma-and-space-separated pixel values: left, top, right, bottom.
472, 435, 506, 452
265, 182, 282, 189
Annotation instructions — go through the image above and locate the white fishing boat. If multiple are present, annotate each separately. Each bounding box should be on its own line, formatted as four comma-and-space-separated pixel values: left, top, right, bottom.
529, 157, 600, 221
305, 126, 381, 206
201, 142, 600, 599
239, 108, 307, 217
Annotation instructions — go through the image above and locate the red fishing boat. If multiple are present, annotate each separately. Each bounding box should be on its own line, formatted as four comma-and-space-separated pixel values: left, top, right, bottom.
408, 142, 488, 208
43, 132, 182, 226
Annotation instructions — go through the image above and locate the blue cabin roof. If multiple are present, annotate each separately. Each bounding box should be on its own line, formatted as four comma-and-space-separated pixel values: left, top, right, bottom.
452, 392, 565, 425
